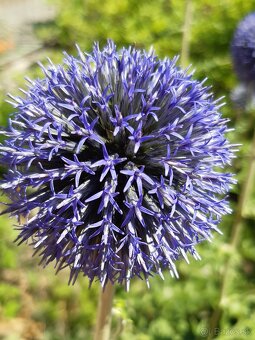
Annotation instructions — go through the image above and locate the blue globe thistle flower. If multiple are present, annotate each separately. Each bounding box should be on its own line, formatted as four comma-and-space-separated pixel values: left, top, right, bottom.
231, 12, 255, 85
0, 41, 235, 289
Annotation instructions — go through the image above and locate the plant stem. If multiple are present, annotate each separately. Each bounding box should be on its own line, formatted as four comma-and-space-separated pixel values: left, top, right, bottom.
94, 282, 115, 340
181, 0, 193, 68
208, 125, 255, 339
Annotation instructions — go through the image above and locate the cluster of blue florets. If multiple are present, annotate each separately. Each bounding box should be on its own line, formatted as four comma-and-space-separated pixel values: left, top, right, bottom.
0, 41, 235, 288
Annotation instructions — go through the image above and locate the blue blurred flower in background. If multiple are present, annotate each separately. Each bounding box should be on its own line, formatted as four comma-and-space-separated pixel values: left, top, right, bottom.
231, 12, 255, 85
231, 13, 255, 109
0, 41, 235, 289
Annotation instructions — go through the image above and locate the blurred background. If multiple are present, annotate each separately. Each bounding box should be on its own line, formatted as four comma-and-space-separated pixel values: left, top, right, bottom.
0, 0, 255, 339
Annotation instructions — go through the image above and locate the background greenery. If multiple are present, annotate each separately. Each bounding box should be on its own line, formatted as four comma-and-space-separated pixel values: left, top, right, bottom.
1, 0, 255, 339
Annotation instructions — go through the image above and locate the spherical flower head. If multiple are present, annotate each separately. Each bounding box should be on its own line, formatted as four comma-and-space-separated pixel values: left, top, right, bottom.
0, 41, 235, 289
231, 12, 255, 85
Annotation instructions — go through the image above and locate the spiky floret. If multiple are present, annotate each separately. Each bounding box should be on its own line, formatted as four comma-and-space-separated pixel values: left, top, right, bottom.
231, 12, 255, 85
0, 41, 235, 289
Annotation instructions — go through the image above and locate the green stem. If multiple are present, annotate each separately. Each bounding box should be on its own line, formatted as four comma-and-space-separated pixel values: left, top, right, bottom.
94, 282, 115, 340
180, 0, 193, 68
208, 125, 255, 339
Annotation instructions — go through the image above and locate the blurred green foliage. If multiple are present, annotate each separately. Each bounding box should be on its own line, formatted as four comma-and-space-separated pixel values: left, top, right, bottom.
1, 0, 255, 339
37, 0, 253, 95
